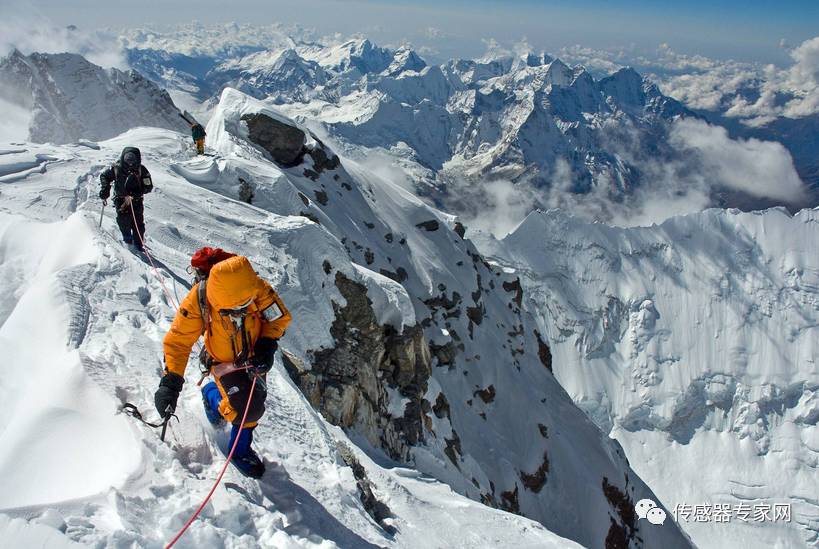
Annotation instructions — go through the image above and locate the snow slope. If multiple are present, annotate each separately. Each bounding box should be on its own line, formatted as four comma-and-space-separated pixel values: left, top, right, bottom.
0, 131, 584, 548
195, 88, 694, 548
486, 207, 819, 548
0, 88, 694, 548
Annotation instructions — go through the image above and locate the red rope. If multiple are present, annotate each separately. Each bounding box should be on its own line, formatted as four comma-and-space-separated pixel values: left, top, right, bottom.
128, 199, 180, 311
164, 375, 258, 548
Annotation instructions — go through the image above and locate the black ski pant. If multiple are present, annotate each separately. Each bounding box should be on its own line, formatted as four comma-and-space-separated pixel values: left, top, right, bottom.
114, 196, 145, 247
213, 369, 267, 427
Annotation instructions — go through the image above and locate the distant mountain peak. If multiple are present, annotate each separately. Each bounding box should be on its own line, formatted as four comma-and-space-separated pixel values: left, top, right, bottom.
0, 50, 187, 143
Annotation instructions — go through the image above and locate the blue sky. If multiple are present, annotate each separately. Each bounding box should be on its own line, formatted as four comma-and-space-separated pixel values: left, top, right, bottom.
17, 0, 819, 64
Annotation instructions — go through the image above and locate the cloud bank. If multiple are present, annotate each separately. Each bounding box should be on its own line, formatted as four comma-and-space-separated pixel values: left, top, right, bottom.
0, 5, 126, 69
443, 118, 806, 236
557, 36, 819, 126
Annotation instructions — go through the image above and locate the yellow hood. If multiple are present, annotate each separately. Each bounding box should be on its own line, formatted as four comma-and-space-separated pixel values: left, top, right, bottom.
206, 255, 262, 311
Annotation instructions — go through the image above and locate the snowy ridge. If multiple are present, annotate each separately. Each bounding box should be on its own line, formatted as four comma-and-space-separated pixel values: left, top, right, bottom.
0, 129, 581, 548
489, 206, 819, 548
0, 89, 694, 548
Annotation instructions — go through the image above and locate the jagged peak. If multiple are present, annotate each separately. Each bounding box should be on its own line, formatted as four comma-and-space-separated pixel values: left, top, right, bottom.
605, 66, 644, 85
386, 46, 427, 75
524, 51, 553, 67
3, 47, 27, 62
544, 58, 573, 86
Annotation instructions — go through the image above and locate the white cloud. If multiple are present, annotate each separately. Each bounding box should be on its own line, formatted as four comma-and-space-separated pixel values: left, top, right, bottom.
669, 118, 807, 203
781, 36, 819, 118
479, 38, 513, 62
0, 97, 31, 142
647, 36, 819, 124
0, 5, 127, 69
556, 44, 627, 77
460, 179, 540, 238
554, 36, 819, 124
445, 117, 807, 233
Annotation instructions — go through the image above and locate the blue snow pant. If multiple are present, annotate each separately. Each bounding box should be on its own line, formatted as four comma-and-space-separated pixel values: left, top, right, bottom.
202, 381, 254, 457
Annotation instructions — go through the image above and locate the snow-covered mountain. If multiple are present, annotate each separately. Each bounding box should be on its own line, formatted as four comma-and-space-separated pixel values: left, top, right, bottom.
2, 22, 815, 549
120, 25, 816, 235
123, 28, 704, 211
0, 50, 189, 144
0, 87, 695, 548
476, 207, 819, 548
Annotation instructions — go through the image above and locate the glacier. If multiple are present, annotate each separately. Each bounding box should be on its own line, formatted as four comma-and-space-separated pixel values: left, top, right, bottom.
481, 206, 819, 548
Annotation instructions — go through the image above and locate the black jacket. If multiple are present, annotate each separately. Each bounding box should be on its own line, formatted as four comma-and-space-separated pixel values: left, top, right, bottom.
99, 147, 153, 200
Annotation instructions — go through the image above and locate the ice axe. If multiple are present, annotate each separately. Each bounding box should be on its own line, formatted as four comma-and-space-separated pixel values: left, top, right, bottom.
98, 199, 106, 228
119, 402, 177, 442
178, 112, 195, 126
160, 404, 174, 442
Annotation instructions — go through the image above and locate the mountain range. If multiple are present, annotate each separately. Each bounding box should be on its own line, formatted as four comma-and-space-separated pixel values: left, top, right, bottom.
0, 24, 816, 548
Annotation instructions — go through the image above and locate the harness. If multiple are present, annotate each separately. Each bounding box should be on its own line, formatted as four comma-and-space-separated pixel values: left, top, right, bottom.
196, 276, 253, 375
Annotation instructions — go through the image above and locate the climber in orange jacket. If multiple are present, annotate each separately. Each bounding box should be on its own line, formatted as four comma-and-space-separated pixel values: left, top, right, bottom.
154, 249, 291, 477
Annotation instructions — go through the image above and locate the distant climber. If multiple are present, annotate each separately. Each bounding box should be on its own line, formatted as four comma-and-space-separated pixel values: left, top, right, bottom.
191, 122, 206, 155
99, 147, 153, 251
154, 248, 292, 478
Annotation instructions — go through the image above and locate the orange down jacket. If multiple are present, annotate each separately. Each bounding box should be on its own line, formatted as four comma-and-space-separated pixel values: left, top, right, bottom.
163, 255, 292, 377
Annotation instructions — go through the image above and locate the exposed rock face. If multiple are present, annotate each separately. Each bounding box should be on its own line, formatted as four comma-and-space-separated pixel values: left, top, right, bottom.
240, 110, 344, 182
287, 271, 432, 460
241, 112, 306, 166
602, 477, 638, 549
238, 177, 254, 203
335, 441, 395, 534
415, 219, 440, 231
533, 329, 553, 372
520, 450, 550, 493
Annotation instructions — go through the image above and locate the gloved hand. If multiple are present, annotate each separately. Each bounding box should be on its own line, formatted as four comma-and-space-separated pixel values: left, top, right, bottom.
99, 188, 110, 201
154, 372, 184, 417
249, 337, 278, 374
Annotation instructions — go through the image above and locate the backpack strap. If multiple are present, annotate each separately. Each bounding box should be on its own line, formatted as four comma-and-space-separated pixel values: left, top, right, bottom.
198, 278, 210, 335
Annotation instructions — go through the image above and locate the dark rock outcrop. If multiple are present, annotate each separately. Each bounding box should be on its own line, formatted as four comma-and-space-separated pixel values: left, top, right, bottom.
454, 221, 466, 239
336, 441, 396, 534
502, 278, 523, 309
602, 477, 637, 549
238, 177, 254, 203
290, 272, 432, 460
314, 189, 329, 205
500, 485, 521, 514
534, 329, 553, 372
415, 219, 440, 231
520, 450, 550, 493
473, 384, 496, 403
241, 112, 306, 166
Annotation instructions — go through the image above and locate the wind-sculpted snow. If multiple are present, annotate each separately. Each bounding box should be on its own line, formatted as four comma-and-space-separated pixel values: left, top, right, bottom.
0, 90, 694, 548
490, 206, 819, 548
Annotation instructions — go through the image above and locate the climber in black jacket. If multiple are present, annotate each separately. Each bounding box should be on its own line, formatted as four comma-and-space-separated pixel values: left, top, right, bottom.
99, 147, 153, 250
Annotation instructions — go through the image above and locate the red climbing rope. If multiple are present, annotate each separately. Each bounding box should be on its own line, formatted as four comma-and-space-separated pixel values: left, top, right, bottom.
128, 199, 180, 310
164, 375, 258, 548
